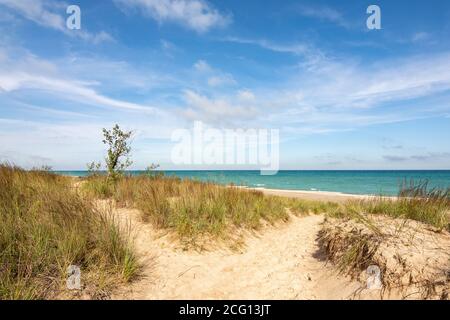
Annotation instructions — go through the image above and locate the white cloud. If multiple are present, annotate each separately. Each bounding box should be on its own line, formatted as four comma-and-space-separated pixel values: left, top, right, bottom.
348, 53, 450, 106
80, 31, 115, 45
114, 0, 231, 33
267, 49, 450, 115
160, 39, 181, 57
0, 71, 157, 112
0, 50, 159, 113
237, 90, 255, 102
62, 55, 177, 91
182, 49, 450, 133
207, 74, 236, 87
0, 0, 66, 30
194, 59, 213, 72
0, 0, 114, 43
182, 90, 257, 124
224, 37, 313, 56
193, 60, 237, 87
297, 4, 350, 28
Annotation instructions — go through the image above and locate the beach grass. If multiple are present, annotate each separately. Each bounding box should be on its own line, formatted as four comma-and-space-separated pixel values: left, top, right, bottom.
83, 175, 289, 240
4, 164, 447, 298
81, 174, 337, 244
0, 164, 139, 299
81, 175, 450, 246
331, 181, 450, 230
319, 181, 450, 299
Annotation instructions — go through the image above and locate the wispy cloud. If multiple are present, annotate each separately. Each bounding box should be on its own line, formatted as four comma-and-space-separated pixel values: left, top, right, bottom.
185, 42, 450, 134
0, 0, 114, 43
411, 32, 432, 42
114, 0, 231, 33
0, 49, 159, 113
384, 152, 450, 162
296, 4, 350, 28
230, 38, 450, 109
223, 36, 314, 56
0, 0, 65, 30
182, 90, 257, 124
193, 60, 237, 87
383, 155, 408, 162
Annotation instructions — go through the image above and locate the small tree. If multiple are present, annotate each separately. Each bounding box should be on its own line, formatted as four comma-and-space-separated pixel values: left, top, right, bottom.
102, 124, 133, 179
145, 163, 162, 178
86, 161, 102, 176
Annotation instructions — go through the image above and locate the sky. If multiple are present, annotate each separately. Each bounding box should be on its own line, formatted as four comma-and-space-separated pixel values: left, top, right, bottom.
0, 0, 450, 170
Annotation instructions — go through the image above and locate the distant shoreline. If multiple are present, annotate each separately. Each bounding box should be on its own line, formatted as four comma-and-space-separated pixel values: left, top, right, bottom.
239, 186, 393, 202
63, 171, 389, 201
56, 169, 450, 198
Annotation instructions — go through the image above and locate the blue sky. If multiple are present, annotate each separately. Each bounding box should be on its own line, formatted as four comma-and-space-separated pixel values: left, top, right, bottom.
0, 0, 450, 170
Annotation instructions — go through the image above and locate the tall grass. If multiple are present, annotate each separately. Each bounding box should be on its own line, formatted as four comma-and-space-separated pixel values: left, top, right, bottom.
0, 164, 139, 299
82, 175, 450, 247
82, 175, 333, 243
332, 180, 450, 230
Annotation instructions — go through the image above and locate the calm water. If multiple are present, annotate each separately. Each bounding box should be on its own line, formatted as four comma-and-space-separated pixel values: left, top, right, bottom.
55, 170, 450, 196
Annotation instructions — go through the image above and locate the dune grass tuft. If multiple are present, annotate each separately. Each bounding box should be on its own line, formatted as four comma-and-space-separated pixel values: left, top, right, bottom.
319, 181, 450, 299
329, 181, 450, 230
0, 164, 139, 299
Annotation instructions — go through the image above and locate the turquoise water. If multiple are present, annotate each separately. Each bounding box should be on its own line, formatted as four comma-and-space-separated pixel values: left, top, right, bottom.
55, 170, 450, 196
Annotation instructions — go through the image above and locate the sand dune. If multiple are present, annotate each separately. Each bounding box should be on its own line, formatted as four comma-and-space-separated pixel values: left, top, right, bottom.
113, 208, 382, 300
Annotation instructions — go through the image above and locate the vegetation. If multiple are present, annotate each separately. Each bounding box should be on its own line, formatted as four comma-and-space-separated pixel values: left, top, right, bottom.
319, 213, 450, 300
83, 175, 284, 240
81, 175, 337, 245
87, 124, 133, 180
4, 122, 448, 299
319, 181, 450, 299
0, 164, 139, 299
330, 181, 450, 230
319, 222, 381, 274
81, 174, 450, 247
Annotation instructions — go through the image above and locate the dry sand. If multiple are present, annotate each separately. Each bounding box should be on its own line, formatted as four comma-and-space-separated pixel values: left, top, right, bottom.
112, 189, 447, 300
113, 206, 382, 300
322, 216, 450, 299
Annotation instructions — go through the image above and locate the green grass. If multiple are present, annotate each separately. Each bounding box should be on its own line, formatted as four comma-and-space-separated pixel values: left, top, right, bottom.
81, 175, 333, 244
81, 175, 450, 247
0, 164, 139, 299
283, 197, 340, 215
330, 181, 450, 230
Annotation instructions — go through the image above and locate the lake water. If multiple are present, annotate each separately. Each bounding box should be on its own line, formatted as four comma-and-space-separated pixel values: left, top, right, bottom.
55, 170, 450, 196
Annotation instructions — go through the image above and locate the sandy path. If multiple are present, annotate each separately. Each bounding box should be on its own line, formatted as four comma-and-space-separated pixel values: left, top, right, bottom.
113, 209, 378, 300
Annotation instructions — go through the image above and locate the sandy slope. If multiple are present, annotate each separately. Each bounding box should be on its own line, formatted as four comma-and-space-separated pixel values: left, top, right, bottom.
113, 209, 380, 300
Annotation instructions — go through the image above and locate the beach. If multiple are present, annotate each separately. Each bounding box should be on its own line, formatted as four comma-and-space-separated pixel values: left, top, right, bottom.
2, 166, 449, 300
56, 170, 450, 197
252, 187, 389, 203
